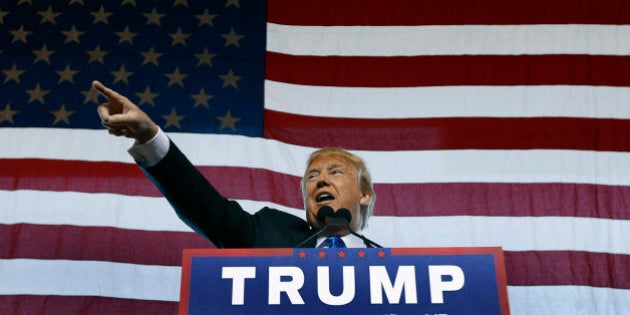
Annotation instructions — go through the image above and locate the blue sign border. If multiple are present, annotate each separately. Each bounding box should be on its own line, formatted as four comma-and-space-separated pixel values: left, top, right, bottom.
179, 247, 510, 315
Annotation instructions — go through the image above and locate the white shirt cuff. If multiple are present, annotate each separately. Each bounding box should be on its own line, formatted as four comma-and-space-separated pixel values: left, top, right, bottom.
127, 127, 170, 167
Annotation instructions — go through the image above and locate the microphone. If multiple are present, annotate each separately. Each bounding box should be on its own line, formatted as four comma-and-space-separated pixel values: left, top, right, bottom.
294, 206, 335, 248
319, 206, 350, 226
335, 208, 352, 223
294, 206, 383, 248
316, 206, 334, 223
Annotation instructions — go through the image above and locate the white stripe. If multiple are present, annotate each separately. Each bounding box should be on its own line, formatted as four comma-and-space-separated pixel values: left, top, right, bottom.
508, 286, 630, 315
0, 190, 303, 232
2, 190, 629, 254
0, 259, 180, 301
3, 128, 630, 186
265, 81, 630, 119
0, 127, 312, 169
2, 259, 629, 315
0, 190, 191, 232
365, 149, 630, 186
268, 23, 630, 56
1, 127, 136, 163
364, 216, 630, 255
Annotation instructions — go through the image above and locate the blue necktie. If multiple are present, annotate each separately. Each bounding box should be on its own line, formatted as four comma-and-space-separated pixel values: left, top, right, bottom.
321, 235, 346, 248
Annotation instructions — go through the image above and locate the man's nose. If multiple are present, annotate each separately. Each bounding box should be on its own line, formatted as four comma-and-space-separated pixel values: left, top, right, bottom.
316, 174, 330, 188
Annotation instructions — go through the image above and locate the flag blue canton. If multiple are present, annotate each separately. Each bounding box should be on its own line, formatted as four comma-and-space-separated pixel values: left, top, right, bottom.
0, 0, 266, 136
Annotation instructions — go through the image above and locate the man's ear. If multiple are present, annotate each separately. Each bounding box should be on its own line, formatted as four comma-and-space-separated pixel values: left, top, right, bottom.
359, 192, 372, 207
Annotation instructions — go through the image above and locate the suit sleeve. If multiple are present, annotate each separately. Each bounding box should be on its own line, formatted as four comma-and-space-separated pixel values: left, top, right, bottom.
141, 140, 263, 248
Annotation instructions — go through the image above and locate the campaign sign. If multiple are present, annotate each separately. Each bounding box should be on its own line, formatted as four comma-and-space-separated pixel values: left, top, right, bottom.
179, 247, 509, 315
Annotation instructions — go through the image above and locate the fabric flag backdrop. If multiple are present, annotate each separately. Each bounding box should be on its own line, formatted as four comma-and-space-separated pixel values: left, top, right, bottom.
1, 0, 629, 314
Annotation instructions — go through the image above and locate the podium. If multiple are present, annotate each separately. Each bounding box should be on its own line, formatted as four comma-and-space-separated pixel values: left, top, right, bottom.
179, 247, 510, 314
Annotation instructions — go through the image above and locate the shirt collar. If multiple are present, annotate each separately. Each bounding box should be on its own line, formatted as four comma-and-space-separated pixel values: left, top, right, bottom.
316, 233, 366, 248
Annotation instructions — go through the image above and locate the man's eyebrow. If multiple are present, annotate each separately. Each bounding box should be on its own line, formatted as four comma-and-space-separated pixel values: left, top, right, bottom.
306, 162, 345, 174
327, 163, 344, 170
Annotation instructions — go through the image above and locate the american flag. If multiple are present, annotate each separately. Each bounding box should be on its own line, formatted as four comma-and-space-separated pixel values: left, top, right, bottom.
1, 0, 629, 314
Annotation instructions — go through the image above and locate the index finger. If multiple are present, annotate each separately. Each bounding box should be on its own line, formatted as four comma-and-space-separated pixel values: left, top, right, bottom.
92, 80, 121, 100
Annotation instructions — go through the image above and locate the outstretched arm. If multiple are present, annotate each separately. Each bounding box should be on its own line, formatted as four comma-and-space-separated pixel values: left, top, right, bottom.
92, 80, 258, 247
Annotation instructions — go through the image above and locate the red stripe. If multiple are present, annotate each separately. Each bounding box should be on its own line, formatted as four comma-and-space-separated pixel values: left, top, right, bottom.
505, 251, 630, 288
0, 295, 176, 315
269, 0, 630, 25
3, 224, 628, 289
0, 158, 161, 196
266, 53, 630, 87
264, 111, 630, 151
378, 182, 630, 220
3, 159, 630, 220
1, 224, 209, 266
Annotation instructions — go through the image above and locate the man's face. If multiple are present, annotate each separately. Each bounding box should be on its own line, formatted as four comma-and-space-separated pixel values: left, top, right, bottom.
304, 154, 371, 234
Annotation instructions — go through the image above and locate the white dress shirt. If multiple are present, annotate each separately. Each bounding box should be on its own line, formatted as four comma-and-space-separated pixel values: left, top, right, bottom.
316, 234, 366, 248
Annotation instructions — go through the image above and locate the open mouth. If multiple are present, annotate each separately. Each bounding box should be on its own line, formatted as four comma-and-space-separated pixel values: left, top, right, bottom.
315, 192, 335, 203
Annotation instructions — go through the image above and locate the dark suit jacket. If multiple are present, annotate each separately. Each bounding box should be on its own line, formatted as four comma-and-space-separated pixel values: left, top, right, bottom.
142, 140, 317, 248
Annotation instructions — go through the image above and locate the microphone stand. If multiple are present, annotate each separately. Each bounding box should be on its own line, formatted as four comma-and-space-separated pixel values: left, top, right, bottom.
294, 217, 383, 248
344, 224, 383, 248
294, 216, 347, 247
294, 225, 330, 248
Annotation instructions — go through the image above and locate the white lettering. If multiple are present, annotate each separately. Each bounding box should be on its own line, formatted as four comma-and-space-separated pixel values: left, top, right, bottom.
428, 265, 465, 304
317, 266, 356, 305
369, 266, 418, 304
268, 266, 305, 305
221, 267, 256, 305
221, 264, 467, 306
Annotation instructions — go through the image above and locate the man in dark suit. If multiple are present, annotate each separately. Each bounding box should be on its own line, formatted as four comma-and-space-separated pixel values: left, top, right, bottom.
93, 80, 377, 248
